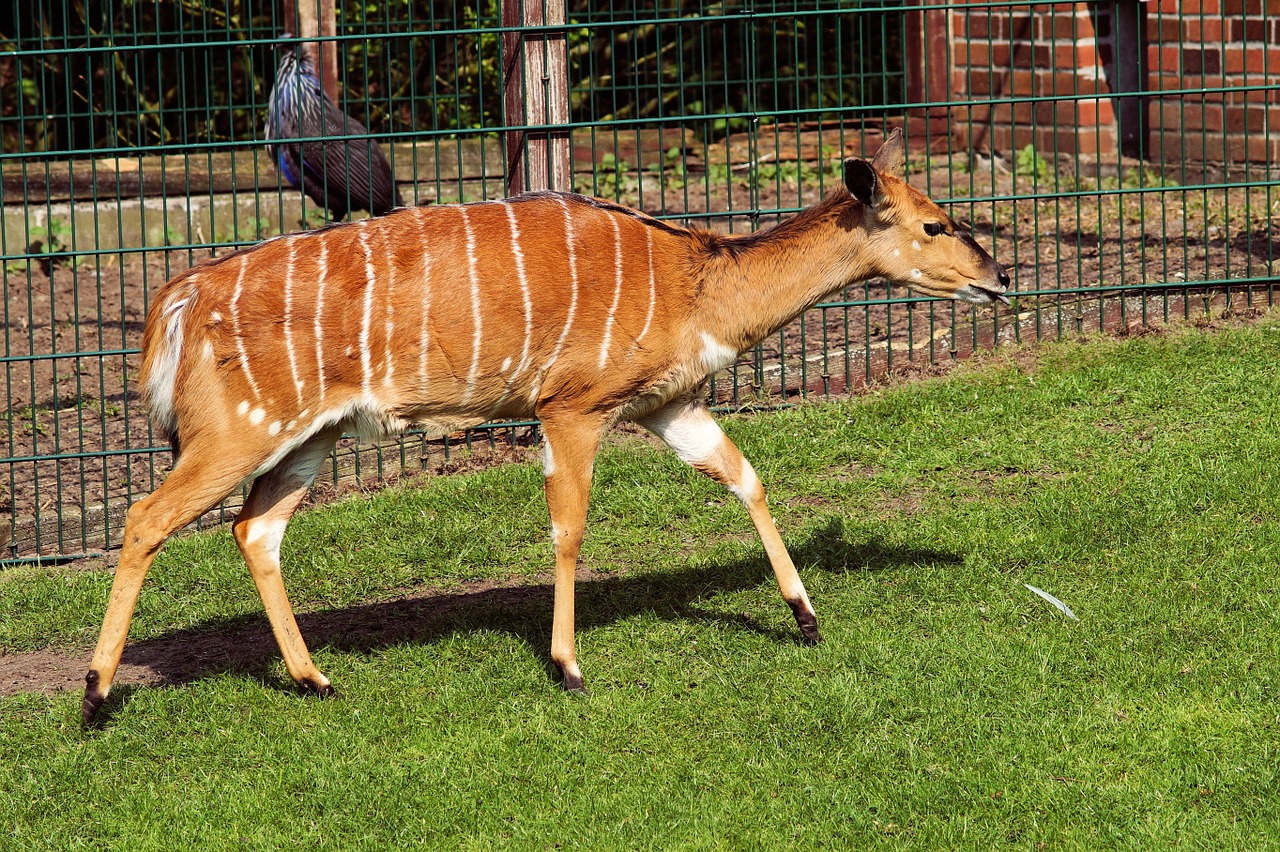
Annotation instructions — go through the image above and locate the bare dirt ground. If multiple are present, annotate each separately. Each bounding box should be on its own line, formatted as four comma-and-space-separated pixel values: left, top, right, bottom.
3, 156, 1278, 562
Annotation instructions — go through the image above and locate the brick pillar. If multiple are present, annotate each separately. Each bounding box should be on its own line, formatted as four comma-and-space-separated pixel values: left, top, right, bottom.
951, 0, 1280, 167
905, 0, 955, 146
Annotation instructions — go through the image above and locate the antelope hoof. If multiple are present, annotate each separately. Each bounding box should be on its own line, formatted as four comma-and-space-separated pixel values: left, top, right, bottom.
82, 670, 106, 726
559, 668, 588, 696
788, 602, 822, 645
300, 677, 337, 699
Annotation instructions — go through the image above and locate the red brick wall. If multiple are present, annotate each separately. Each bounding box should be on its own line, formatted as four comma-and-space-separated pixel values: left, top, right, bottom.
1147, 0, 1280, 163
943, 1, 1280, 165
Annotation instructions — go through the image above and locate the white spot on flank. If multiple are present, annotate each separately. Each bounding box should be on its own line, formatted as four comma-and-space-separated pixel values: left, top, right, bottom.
459, 206, 483, 404
230, 254, 261, 400
503, 202, 534, 378
892, 249, 901, 258
237, 400, 250, 417
598, 215, 624, 369
911, 268, 923, 279
501, 356, 513, 373
268, 420, 282, 436
912, 240, 922, 251
544, 197, 579, 375
202, 340, 214, 360
283, 237, 304, 407
249, 407, 266, 425
210, 310, 223, 323
699, 331, 737, 374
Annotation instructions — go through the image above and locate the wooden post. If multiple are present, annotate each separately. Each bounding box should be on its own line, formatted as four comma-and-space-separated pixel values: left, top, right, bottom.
284, 0, 339, 101
502, 0, 571, 193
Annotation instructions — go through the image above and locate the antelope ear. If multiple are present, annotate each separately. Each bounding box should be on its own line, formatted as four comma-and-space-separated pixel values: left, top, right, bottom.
870, 127, 906, 176
843, 159, 880, 207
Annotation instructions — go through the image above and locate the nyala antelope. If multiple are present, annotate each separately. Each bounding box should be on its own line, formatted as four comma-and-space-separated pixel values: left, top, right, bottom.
83, 129, 1010, 723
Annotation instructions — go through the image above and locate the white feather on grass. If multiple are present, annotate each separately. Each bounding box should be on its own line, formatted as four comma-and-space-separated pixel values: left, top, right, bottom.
1024, 584, 1079, 621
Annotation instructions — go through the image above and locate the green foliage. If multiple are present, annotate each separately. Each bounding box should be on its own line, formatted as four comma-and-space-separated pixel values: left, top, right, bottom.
575, 153, 637, 202
302, 208, 331, 231
1014, 143, 1052, 183
24, 218, 86, 271
163, 226, 187, 248
27, 219, 73, 255
753, 147, 841, 191
1104, 166, 1181, 191
2, 2, 905, 155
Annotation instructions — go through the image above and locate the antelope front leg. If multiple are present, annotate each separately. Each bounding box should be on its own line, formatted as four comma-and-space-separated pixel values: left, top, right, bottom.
639, 398, 821, 644
538, 414, 605, 693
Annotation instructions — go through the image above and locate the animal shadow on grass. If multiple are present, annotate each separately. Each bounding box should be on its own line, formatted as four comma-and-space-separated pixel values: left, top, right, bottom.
107, 518, 962, 715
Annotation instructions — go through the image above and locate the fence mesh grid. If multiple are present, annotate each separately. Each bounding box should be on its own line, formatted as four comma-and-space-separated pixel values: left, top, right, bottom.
1, 0, 1276, 562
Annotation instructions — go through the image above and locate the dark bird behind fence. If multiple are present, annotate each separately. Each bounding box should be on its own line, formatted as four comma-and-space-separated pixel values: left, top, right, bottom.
267, 40, 404, 221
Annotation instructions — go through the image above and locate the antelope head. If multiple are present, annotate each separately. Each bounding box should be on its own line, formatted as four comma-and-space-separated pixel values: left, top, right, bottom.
844, 129, 1011, 306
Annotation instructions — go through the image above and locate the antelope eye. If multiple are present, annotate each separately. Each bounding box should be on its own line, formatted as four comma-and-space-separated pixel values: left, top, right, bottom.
923, 222, 947, 237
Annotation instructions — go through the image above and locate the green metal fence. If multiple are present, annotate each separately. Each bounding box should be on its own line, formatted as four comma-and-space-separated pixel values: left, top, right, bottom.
2, 1, 1276, 563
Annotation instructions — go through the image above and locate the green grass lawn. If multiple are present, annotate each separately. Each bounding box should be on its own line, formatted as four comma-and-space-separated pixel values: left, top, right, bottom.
3, 315, 1280, 849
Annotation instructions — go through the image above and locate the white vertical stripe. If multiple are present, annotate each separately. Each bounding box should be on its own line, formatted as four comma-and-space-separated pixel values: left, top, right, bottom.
314, 238, 328, 402
636, 227, 656, 346
358, 223, 376, 399
416, 208, 433, 392
503, 202, 534, 377
283, 237, 304, 407
229, 254, 261, 400
460, 205, 482, 405
597, 215, 624, 369
543, 196, 579, 376
383, 223, 396, 394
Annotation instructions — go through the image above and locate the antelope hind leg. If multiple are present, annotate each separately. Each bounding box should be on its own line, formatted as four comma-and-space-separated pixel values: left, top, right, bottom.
638, 398, 821, 644
83, 455, 261, 724
231, 430, 341, 697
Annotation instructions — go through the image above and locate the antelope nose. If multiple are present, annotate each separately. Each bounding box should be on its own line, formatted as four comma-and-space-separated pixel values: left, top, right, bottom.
996, 267, 1011, 289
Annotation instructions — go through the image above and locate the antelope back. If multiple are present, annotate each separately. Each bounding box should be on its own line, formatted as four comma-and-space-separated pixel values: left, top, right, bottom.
140, 195, 699, 458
